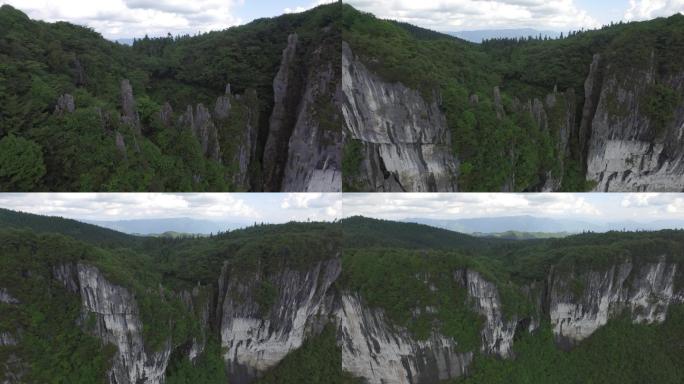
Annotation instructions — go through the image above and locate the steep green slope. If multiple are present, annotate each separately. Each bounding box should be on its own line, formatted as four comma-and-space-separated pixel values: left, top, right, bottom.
340, 216, 507, 250
0, 210, 344, 383
342, 4, 684, 191
339, 218, 684, 382
0, 208, 138, 247
460, 308, 684, 384
0, 3, 341, 192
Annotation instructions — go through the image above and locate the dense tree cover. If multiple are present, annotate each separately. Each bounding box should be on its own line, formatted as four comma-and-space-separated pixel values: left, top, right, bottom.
342, 5, 684, 191
255, 325, 362, 384
339, 216, 504, 250
343, 248, 485, 349
0, 209, 344, 382
0, 2, 341, 191
340, 217, 684, 381
2, 212, 683, 382
0, 207, 137, 247
165, 339, 227, 384
0, 230, 117, 382
0, 135, 46, 190
460, 307, 684, 383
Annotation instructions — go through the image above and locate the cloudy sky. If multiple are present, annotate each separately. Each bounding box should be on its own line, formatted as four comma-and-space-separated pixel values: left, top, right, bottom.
1, 0, 333, 39
342, 193, 684, 222
346, 0, 684, 31
4, 1, 683, 39
0, 193, 343, 223
2, 193, 684, 225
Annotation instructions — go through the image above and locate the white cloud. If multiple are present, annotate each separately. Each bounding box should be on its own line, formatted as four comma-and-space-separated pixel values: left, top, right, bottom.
342, 193, 602, 220
285, 0, 333, 13
344, 0, 600, 31
0, 193, 258, 220
624, 0, 684, 21
0, 0, 244, 39
280, 193, 343, 220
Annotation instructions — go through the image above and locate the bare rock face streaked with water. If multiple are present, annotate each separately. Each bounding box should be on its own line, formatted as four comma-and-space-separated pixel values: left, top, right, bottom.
341, 42, 459, 192
263, 31, 342, 192
217, 258, 341, 384
549, 259, 680, 345
337, 293, 472, 384
585, 52, 684, 191
53, 263, 172, 384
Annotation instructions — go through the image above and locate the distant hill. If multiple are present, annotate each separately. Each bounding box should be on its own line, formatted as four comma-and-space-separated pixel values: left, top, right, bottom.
473, 230, 571, 240
404, 216, 684, 234
86, 217, 250, 235
449, 28, 561, 43
339, 216, 506, 250
0, 208, 136, 247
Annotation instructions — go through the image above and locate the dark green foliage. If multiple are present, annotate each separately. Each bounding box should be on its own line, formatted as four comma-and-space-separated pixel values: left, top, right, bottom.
0, 231, 116, 383
460, 306, 684, 383
255, 280, 278, 315
643, 83, 681, 136
0, 135, 46, 190
340, 216, 502, 250
0, 210, 346, 382
0, 3, 341, 191
342, 138, 363, 191
342, 248, 484, 349
255, 325, 362, 384
165, 339, 227, 384
342, 5, 684, 191
0, 208, 136, 247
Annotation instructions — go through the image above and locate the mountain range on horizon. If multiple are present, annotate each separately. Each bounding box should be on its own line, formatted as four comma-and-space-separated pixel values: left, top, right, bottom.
448, 28, 562, 43
403, 215, 684, 234
85, 217, 252, 235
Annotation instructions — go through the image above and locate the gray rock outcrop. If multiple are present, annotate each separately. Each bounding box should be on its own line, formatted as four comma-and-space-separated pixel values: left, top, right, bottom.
54, 94, 75, 115
53, 263, 172, 384
217, 257, 341, 383
341, 41, 458, 192
338, 293, 472, 384
263, 33, 301, 191
120, 79, 140, 133
585, 52, 684, 191
549, 258, 679, 346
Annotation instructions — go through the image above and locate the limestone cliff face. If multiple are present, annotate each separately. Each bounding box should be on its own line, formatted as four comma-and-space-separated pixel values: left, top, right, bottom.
280, 47, 342, 192
120, 79, 141, 134
457, 270, 523, 358
549, 258, 681, 345
526, 89, 576, 191
53, 263, 172, 384
337, 294, 472, 384
585, 53, 684, 191
263, 32, 342, 192
178, 104, 222, 163
216, 258, 341, 384
341, 42, 458, 192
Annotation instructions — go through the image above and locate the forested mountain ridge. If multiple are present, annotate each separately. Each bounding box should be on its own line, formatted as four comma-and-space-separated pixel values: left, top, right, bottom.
0, 2, 342, 192
2, 213, 683, 383
0, 209, 350, 383
341, 4, 684, 192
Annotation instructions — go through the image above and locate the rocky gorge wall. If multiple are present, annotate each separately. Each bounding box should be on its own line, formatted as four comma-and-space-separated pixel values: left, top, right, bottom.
341, 40, 684, 192
585, 53, 684, 191
341, 42, 459, 192
262, 30, 342, 192
4, 254, 682, 384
